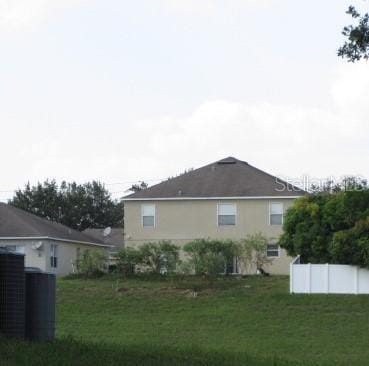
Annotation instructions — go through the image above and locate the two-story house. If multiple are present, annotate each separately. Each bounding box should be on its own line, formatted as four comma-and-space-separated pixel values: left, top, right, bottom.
123, 157, 305, 274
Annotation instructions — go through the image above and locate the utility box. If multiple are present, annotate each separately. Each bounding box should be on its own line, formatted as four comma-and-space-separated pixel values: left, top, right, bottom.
25, 268, 56, 341
0, 249, 26, 339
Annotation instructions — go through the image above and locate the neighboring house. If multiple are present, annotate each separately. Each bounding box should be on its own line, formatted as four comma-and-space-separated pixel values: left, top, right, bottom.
123, 157, 306, 275
83, 227, 124, 249
0, 203, 111, 276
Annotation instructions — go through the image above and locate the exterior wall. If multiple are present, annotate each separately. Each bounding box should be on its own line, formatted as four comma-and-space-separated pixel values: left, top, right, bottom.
0, 239, 47, 271
44, 240, 109, 276
124, 198, 296, 275
0, 239, 108, 277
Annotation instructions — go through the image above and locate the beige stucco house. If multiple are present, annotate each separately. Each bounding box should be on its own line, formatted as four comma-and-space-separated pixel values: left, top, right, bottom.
0, 203, 111, 276
123, 157, 306, 275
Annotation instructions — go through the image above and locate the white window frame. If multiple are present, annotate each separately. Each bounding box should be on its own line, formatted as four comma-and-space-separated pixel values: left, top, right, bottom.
1, 245, 25, 254
50, 244, 58, 268
217, 203, 237, 226
269, 202, 284, 226
141, 204, 156, 228
266, 244, 280, 258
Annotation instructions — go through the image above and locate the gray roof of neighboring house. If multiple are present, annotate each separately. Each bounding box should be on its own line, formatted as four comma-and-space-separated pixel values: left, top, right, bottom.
83, 228, 124, 248
0, 203, 109, 247
124, 157, 306, 200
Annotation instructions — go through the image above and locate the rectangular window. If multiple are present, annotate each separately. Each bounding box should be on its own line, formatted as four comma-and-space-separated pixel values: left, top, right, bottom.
2, 245, 25, 254
270, 202, 283, 225
267, 244, 280, 258
218, 204, 236, 226
142, 204, 155, 227
50, 244, 58, 268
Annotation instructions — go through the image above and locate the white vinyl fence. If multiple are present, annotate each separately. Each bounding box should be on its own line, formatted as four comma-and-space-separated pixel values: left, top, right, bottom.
290, 256, 369, 294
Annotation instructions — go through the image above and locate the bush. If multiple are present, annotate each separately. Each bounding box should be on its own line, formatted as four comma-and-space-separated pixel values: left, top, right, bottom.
183, 239, 241, 276
77, 250, 108, 278
139, 241, 179, 274
330, 217, 369, 267
279, 190, 369, 265
115, 247, 143, 276
241, 233, 271, 274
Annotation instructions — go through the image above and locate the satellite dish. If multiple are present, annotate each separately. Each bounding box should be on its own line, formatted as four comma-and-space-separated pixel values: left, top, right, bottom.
31, 241, 43, 250
103, 227, 112, 237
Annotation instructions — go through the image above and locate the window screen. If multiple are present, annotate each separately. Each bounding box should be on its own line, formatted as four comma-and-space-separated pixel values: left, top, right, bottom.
270, 202, 283, 225
218, 204, 236, 226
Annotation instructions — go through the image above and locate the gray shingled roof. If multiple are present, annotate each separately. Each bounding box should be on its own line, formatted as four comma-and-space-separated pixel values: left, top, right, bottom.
124, 157, 306, 199
0, 203, 109, 246
83, 228, 124, 248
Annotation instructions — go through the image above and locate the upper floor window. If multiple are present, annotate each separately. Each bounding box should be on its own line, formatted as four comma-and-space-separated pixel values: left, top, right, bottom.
217, 203, 236, 226
50, 244, 58, 268
142, 204, 155, 227
269, 202, 283, 225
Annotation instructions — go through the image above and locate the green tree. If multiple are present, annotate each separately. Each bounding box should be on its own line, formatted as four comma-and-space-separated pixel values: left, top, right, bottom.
330, 217, 369, 267
241, 233, 271, 274
279, 190, 369, 265
10, 180, 123, 231
128, 181, 148, 193
338, 6, 369, 62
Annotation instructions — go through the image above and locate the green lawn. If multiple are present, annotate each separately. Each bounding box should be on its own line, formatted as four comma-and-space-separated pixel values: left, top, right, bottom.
2, 275, 369, 366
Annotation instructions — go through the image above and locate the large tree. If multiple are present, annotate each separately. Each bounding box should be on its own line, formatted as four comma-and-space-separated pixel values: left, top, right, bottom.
279, 189, 369, 266
10, 180, 123, 231
338, 6, 369, 62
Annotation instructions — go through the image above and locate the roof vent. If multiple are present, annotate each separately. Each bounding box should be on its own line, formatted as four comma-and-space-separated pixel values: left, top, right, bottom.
217, 157, 237, 165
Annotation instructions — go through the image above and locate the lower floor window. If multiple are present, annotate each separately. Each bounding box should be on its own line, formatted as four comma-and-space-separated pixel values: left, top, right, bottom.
267, 244, 280, 258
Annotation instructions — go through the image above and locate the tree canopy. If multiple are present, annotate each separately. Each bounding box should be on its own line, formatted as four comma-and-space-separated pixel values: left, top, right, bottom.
9, 180, 123, 231
279, 189, 369, 267
338, 6, 369, 62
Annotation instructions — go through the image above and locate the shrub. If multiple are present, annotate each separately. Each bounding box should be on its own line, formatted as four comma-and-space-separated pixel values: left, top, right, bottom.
139, 241, 179, 274
241, 233, 271, 274
183, 239, 241, 276
279, 190, 369, 264
330, 217, 369, 267
115, 247, 143, 276
77, 250, 108, 278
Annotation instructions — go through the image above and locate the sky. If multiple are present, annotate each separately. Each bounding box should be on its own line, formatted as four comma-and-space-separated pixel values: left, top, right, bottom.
1, 0, 369, 201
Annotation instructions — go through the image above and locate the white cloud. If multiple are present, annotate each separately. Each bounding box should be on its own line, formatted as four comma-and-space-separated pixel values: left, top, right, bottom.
1, 62, 368, 201
0, 0, 86, 30
118, 61, 369, 188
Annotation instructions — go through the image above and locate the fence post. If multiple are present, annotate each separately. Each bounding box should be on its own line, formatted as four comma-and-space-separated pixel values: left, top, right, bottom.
354, 266, 359, 295
306, 263, 311, 294
290, 263, 293, 293
326, 263, 329, 294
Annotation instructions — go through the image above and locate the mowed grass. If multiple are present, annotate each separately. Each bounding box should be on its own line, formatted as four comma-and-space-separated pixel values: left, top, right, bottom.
2, 275, 369, 366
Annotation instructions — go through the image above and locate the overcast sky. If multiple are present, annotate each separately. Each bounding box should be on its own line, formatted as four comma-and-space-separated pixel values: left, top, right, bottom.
1, 0, 369, 201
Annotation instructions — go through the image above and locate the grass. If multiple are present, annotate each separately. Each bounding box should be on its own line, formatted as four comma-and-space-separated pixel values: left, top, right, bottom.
2, 275, 369, 365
